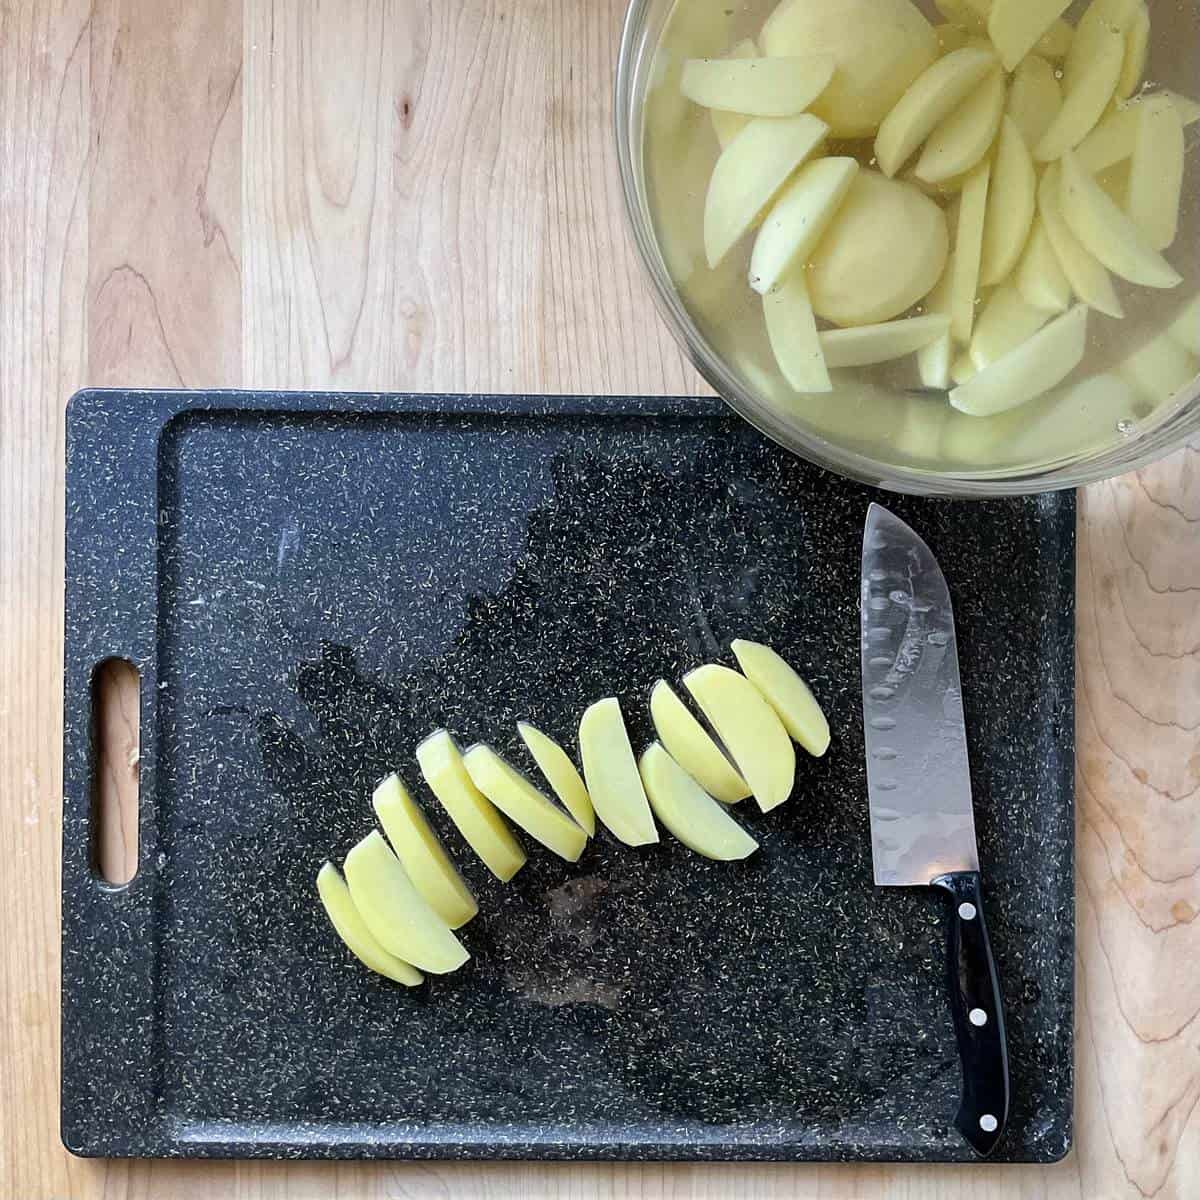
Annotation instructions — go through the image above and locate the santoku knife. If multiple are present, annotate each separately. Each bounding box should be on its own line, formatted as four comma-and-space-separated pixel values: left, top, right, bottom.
860, 503, 1010, 1157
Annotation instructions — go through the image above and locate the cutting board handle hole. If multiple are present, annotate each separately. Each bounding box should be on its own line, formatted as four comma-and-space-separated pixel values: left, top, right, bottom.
90, 658, 140, 887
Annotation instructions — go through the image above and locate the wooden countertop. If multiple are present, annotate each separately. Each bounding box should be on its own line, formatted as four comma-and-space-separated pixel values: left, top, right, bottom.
2, 1, 1197, 1196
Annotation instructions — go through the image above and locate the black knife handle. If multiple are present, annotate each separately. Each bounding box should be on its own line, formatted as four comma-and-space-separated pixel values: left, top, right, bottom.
930, 870, 1010, 1157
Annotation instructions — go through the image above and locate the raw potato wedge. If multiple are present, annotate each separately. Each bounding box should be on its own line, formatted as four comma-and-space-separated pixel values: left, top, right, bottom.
462, 745, 587, 862
1116, 3, 1149, 101
951, 159, 990, 343
711, 39, 757, 149
579, 697, 659, 846
1167, 295, 1200, 356
1058, 151, 1182, 289
915, 67, 1005, 184
980, 117, 1035, 287
343, 831, 470, 975
951, 304, 1089, 416
1118, 333, 1199, 407
1065, 0, 1140, 91
639, 743, 759, 862
1127, 96, 1184, 251
1006, 56, 1062, 149
764, 271, 831, 392
683, 664, 795, 813
918, 255, 955, 390
682, 55, 835, 117
934, 0, 985, 37
987, 0, 1072, 72
1016, 219, 1071, 314
316, 862, 424, 987
1078, 92, 1200, 173
649, 680, 750, 805
970, 284, 1049, 370
750, 156, 859, 294
373, 774, 478, 929
875, 47, 997, 178
704, 114, 828, 268
518, 722, 595, 837
1034, 20, 1073, 61
934, 23, 970, 55
1035, 27, 1123, 162
417, 730, 526, 882
1038, 165, 1123, 319
951, 353, 979, 385
730, 639, 830, 757
820, 315, 951, 367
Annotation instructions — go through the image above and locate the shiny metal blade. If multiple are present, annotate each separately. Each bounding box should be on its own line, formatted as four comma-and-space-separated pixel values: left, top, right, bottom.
861, 504, 979, 887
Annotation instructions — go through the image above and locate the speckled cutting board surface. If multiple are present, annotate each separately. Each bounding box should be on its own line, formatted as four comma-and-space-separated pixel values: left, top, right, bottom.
62, 390, 1075, 1163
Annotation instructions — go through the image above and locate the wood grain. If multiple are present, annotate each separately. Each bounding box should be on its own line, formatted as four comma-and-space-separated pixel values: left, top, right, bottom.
1, 1, 1197, 1197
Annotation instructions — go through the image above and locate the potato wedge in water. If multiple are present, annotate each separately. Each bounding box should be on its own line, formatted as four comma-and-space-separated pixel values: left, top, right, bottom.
316, 862, 424, 987
951, 160, 990, 342
951, 304, 1089, 417
730, 640, 830, 758
639, 743, 759, 862
704, 114, 827, 268
970, 285, 1049, 370
808, 171, 948, 327
1065, 0, 1140, 91
820, 315, 951, 368
875, 47, 996, 178
1006, 55, 1061, 149
1118, 334, 1200, 408
1038, 165, 1123, 319
987, 0, 1072, 72
761, 0, 938, 138
1167, 295, 1200, 356
933, 23, 970, 55
1116, 3, 1149, 101
918, 255, 955, 390
1078, 92, 1200, 173
684, 664, 795, 813
579, 697, 659, 845
915, 67, 1005, 185
462, 746, 587, 862
1127, 97, 1184, 252
951, 353, 979, 386
649, 680, 750, 805
711, 39, 758, 149
682, 55, 835, 118
934, 0, 985, 37
980, 117, 1035, 287
373, 774, 478, 929
765, 271, 831, 392
518, 721, 595, 837
1035, 28, 1123, 162
343, 831, 469, 974
750, 157, 858, 295
1035, 20, 1073, 60
1059, 152, 1182, 289
1015, 220, 1071, 314
417, 730, 526, 882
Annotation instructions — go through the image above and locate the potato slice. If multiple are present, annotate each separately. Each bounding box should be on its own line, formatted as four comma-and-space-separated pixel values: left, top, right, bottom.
875, 46, 996, 178
1035, 27, 1123, 162
820, 315, 951, 367
1118, 333, 1199, 407
934, 23, 970, 55
579, 697, 659, 845
934, 0, 986, 36
1034, 20, 1074, 60
1127, 96, 1184, 251
951, 159, 990, 342
316, 862, 424, 987
518, 721, 595, 837
730, 639, 830, 757
1059, 151, 1182, 289
980, 117, 1036, 286
918, 254, 955, 389
1078, 92, 1200, 173
808, 171, 948, 327
750, 156, 859, 294
343, 831, 469, 974
704, 114, 828, 268
1038, 165, 1123, 319
1167, 295, 1200, 356
951, 352, 979, 386
649, 680, 750, 805
1006, 56, 1062, 149
462, 745, 587, 862
1116, 3, 1150, 100
683, 664, 795, 813
951, 304, 1089, 417
987, 0, 1072, 72
682, 55, 835, 118
711, 39, 758, 148
970, 284, 1049, 370
1015, 219, 1071, 314
764, 271, 831, 393
915, 67, 1005, 184
1066, 0, 1140, 91
639, 743, 759, 862
417, 730, 526, 882
373, 774, 478, 929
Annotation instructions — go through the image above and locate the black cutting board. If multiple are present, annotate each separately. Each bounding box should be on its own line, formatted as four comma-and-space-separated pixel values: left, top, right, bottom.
62, 389, 1074, 1162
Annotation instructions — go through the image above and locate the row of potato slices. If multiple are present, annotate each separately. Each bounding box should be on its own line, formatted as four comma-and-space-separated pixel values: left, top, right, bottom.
317, 640, 830, 986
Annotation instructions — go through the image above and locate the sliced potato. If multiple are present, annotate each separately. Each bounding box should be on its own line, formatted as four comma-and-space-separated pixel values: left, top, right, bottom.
649, 680, 750, 805
682, 55, 835, 118
1035, 27, 1123, 162
917, 258, 955, 390
820, 315, 951, 367
915, 67, 1005, 184
1006, 55, 1062, 149
1127, 96, 1184, 251
951, 304, 1089, 416
343, 831, 469, 974
316, 862, 424, 987
417, 730, 526, 882
730, 639, 830, 757
373, 774, 478, 929
683, 664, 795, 813
578, 697, 659, 845
875, 46, 996, 178
517, 722, 595, 837
934, 23, 970, 55
951, 352, 979, 385
1059, 151, 1182, 289
980, 116, 1036, 286
1078, 92, 1200, 173
1038, 164, 1124, 319
934, 0, 986, 36
1116, 3, 1150, 100
1066, 0, 1140, 91
1167, 294, 1200, 356
1015, 219, 1072, 314
462, 745, 587, 862
710, 39, 758, 148
970, 284, 1049, 370
764, 270, 831, 392
639, 743, 759, 861
987, 0, 1072, 73
750, 156, 859, 295
1118, 333, 1199, 407
951, 159, 990, 342
1034, 19, 1073, 60
704, 114, 828, 268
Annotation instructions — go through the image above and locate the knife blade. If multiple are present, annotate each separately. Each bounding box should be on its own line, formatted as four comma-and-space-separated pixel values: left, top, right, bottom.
860, 502, 1010, 1158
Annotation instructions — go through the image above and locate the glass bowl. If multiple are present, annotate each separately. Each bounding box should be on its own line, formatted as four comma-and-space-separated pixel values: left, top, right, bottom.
615, 0, 1200, 495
